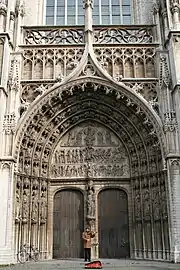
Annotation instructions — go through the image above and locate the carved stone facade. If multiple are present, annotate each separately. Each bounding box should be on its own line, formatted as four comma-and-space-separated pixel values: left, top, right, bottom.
51, 123, 129, 179
0, 0, 180, 266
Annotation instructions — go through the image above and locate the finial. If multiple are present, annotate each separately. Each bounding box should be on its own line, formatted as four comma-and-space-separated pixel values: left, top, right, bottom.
83, 0, 93, 9
83, 0, 93, 34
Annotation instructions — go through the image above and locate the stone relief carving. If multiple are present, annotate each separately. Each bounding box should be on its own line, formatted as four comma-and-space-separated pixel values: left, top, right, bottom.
14, 175, 48, 225
125, 82, 158, 103
93, 27, 154, 44
159, 54, 170, 88
16, 79, 163, 180
23, 28, 84, 45
8, 59, 20, 92
51, 122, 130, 178
3, 113, 16, 135
21, 83, 53, 105
164, 111, 178, 132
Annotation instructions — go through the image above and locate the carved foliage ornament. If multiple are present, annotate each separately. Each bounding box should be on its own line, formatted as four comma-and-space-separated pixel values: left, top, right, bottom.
24, 28, 84, 45
94, 27, 154, 44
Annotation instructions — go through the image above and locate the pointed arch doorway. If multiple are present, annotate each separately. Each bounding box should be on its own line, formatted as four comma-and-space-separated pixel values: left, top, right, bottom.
98, 188, 130, 258
53, 189, 84, 259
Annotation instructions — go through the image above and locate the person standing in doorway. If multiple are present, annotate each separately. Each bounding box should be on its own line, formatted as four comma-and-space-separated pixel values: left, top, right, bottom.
82, 227, 95, 262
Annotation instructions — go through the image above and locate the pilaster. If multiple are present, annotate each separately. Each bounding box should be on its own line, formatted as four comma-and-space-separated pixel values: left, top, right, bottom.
0, 160, 16, 264
166, 157, 180, 262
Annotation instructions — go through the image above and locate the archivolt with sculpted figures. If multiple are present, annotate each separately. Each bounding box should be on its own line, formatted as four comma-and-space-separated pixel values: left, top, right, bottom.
13, 77, 169, 260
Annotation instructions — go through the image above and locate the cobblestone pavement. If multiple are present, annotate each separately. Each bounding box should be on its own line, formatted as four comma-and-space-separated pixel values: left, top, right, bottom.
1, 259, 180, 270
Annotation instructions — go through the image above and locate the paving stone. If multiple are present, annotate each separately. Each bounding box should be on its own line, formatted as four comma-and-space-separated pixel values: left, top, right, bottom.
1, 259, 180, 270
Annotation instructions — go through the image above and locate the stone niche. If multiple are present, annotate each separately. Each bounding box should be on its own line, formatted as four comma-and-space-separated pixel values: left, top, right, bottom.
51, 122, 130, 179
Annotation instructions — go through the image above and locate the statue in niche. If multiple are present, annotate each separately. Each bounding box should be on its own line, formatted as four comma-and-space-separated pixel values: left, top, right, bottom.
26, 143, 32, 157
15, 188, 21, 222
86, 180, 95, 219
24, 160, 31, 175
153, 189, 160, 220
135, 193, 141, 220
33, 163, 39, 177
40, 191, 47, 223
143, 189, 151, 220
22, 189, 29, 223
31, 189, 39, 223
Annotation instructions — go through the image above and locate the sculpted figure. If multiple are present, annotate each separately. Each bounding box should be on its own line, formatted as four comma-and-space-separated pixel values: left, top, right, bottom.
15, 189, 21, 221
31, 190, 39, 223
86, 180, 95, 219
22, 189, 29, 222
40, 191, 47, 223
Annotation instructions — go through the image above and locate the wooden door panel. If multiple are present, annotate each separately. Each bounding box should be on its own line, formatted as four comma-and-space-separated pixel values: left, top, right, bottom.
98, 188, 130, 258
53, 189, 84, 258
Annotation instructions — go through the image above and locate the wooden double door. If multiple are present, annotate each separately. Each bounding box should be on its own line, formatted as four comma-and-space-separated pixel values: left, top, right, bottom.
53, 188, 129, 259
